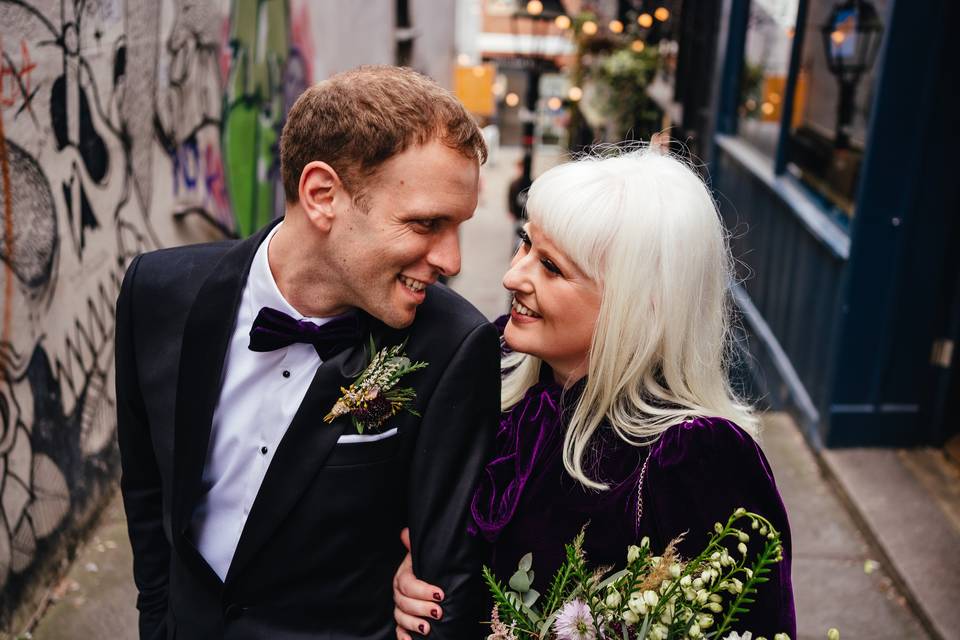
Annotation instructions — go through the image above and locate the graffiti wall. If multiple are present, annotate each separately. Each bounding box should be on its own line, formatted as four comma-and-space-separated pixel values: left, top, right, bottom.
0, 0, 316, 627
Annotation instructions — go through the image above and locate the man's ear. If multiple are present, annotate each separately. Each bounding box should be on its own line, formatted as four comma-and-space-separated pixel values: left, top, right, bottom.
299, 161, 344, 233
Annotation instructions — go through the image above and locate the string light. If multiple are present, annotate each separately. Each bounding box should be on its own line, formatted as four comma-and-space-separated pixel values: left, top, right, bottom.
582, 20, 598, 35
526, 1, 543, 16
631, 40, 646, 53
654, 7, 670, 22
637, 13, 653, 28
609, 19, 624, 34
505, 92, 520, 107
555, 15, 571, 29
568, 86, 583, 101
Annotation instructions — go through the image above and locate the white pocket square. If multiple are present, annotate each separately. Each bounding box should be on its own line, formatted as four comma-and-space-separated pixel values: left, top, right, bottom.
336, 427, 399, 444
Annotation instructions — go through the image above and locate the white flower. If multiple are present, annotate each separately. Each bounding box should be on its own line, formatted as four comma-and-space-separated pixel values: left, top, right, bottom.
774, 633, 792, 640
622, 609, 640, 625
627, 594, 648, 615
689, 622, 702, 638
827, 629, 840, 640
627, 545, 641, 563
553, 599, 597, 640
721, 632, 752, 640
643, 590, 658, 607
604, 590, 622, 608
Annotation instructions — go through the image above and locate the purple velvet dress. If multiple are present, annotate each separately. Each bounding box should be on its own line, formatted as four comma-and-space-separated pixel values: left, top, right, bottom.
470, 322, 796, 637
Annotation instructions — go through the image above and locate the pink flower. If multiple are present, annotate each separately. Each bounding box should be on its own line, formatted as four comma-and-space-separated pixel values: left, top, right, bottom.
553, 599, 597, 640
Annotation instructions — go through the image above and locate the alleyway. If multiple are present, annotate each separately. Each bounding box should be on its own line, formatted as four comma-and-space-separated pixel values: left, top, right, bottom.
25, 148, 931, 640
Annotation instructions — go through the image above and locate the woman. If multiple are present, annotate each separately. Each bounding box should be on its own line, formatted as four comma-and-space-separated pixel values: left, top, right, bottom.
393, 147, 795, 639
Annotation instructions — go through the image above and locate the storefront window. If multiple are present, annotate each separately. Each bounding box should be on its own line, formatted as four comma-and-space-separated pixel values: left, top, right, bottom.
786, 0, 887, 218
737, 0, 800, 159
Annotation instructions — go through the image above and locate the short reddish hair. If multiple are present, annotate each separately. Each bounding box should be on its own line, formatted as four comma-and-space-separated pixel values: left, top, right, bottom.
280, 65, 487, 207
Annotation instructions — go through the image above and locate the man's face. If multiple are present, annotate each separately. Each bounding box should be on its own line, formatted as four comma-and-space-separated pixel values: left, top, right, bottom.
330, 140, 479, 328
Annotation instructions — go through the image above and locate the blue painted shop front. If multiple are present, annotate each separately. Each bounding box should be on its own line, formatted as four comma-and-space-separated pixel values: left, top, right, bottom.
703, 0, 959, 448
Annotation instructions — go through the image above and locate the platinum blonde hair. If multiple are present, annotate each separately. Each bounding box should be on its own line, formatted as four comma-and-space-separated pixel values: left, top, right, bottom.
501, 144, 758, 490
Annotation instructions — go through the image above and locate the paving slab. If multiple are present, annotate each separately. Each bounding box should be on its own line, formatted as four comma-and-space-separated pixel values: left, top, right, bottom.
28, 492, 137, 640
762, 414, 929, 640
822, 446, 960, 640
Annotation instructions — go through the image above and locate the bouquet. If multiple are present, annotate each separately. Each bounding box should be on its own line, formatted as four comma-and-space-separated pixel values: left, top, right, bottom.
483, 509, 790, 640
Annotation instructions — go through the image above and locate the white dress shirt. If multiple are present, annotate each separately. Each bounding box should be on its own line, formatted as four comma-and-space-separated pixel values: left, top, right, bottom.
190, 223, 333, 581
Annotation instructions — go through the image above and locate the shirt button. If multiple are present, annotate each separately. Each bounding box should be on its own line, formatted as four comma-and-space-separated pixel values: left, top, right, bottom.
282, 370, 291, 378
260, 446, 268, 455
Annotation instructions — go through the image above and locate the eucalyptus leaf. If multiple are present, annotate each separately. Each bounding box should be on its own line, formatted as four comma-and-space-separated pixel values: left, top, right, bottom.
509, 570, 532, 593
522, 588, 540, 608
518, 553, 533, 572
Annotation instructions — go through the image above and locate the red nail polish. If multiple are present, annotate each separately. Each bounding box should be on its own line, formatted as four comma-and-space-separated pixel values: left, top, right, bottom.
418, 623, 425, 633
432, 592, 442, 601
431, 609, 439, 619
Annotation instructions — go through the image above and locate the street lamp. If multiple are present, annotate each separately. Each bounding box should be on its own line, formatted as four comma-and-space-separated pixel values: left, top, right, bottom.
820, 0, 884, 149
510, 0, 568, 212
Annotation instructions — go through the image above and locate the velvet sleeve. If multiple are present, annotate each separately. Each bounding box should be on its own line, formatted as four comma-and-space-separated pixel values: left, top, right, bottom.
641, 418, 796, 638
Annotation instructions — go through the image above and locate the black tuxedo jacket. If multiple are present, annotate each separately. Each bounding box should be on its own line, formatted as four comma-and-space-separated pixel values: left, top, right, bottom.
115, 221, 499, 639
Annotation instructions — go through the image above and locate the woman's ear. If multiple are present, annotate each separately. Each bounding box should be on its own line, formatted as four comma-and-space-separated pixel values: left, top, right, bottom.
298, 161, 342, 233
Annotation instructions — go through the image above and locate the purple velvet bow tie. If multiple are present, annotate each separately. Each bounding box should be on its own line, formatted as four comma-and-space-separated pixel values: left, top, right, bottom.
248, 307, 360, 359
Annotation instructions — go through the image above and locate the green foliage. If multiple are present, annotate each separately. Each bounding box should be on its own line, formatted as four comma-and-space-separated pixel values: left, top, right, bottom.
484, 510, 790, 640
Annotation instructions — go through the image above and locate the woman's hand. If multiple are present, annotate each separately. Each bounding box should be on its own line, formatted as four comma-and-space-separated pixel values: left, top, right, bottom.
393, 528, 445, 639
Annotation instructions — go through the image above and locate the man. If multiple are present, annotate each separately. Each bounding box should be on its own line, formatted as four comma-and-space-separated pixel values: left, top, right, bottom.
116, 66, 499, 639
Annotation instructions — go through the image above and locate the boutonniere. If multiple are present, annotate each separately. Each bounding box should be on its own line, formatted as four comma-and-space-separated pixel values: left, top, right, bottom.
324, 338, 428, 434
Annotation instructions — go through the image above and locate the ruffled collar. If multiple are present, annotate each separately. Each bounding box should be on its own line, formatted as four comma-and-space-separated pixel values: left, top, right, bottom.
470, 366, 584, 541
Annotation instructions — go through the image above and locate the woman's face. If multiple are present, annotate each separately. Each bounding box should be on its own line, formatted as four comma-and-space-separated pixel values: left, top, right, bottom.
502, 221, 602, 384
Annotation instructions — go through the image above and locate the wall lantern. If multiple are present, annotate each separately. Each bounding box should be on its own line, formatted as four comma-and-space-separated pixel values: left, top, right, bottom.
820, 0, 884, 148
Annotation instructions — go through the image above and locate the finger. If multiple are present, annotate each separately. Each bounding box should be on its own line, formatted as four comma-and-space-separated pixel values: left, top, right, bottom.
397, 571, 444, 603
396, 590, 443, 620
400, 527, 411, 551
394, 608, 430, 637
395, 627, 412, 640
393, 552, 412, 591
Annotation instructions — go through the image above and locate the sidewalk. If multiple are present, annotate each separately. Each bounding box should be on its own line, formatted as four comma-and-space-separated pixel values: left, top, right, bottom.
23, 146, 943, 640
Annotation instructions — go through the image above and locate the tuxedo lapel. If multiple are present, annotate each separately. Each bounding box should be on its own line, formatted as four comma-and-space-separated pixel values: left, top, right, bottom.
172, 222, 279, 540
225, 338, 371, 584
